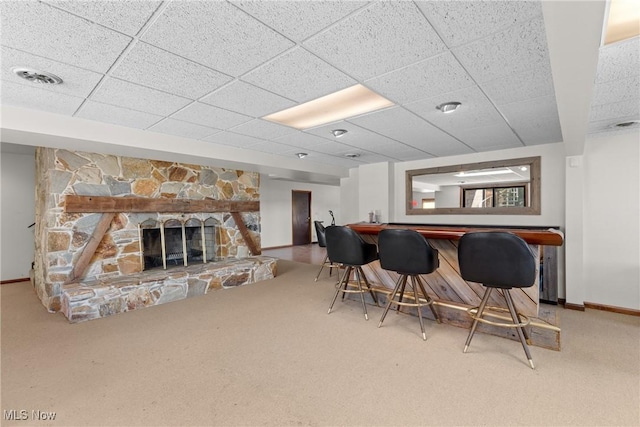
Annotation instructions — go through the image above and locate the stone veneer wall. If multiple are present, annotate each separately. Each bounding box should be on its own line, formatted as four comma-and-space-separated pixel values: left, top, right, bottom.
34, 147, 262, 313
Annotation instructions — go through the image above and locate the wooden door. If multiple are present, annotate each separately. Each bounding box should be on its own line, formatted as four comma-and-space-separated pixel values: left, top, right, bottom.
292, 190, 311, 245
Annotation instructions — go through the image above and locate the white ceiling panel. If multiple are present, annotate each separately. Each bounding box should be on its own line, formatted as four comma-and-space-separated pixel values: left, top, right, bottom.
140, 1, 294, 77
229, 119, 296, 140
1, 46, 103, 98
591, 75, 640, 107
304, 1, 446, 80
274, 131, 337, 149
594, 37, 640, 83
452, 17, 549, 83
303, 152, 365, 168
365, 52, 474, 104
148, 118, 220, 140
481, 64, 555, 106
0, 1, 131, 73
499, 95, 560, 123
246, 141, 301, 155
232, 1, 368, 42
241, 47, 356, 103
171, 103, 253, 129
201, 81, 296, 117
111, 42, 233, 100
44, 0, 162, 36
589, 99, 640, 123
1, 80, 85, 115
416, 0, 542, 48
75, 101, 163, 130
91, 78, 191, 116
446, 122, 523, 152
203, 131, 265, 149
509, 115, 563, 145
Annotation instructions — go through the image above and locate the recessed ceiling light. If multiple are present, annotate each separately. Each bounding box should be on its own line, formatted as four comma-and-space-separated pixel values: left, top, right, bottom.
520, 166, 528, 171
331, 129, 348, 138
436, 102, 461, 114
296, 153, 308, 159
344, 153, 360, 158
13, 67, 63, 85
613, 120, 639, 128
263, 84, 394, 130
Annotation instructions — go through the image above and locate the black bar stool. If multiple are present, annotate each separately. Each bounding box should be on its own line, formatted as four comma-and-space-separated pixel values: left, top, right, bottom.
314, 221, 339, 282
325, 225, 379, 320
458, 231, 537, 369
377, 229, 441, 340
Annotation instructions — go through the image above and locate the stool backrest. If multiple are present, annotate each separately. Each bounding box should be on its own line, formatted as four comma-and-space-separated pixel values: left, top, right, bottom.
314, 221, 327, 248
325, 225, 378, 266
458, 231, 536, 289
378, 229, 439, 275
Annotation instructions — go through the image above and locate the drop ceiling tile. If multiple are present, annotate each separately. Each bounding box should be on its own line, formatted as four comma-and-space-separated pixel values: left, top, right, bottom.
201, 81, 296, 117
202, 131, 264, 148
452, 17, 550, 83
242, 47, 356, 103
44, 1, 161, 36
416, 0, 542, 48
0, 1, 131, 73
301, 140, 360, 156
303, 152, 365, 168
304, 1, 446, 80
589, 99, 640, 123
274, 131, 336, 149
406, 85, 505, 132
1, 46, 103, 98
172, 103, 253, 129
595, 37, 640, 83
365, 52, 474, 104
348, 107, 469, 157
591, 75, 640, 107
247, 141, 301, 155
499, 95, 559, 124
481, 63, 555, 105
75, 101, 163, 129
509, 115, 563, 145
229, 119, 297, 140
232, 1, 368, 42
148, 118, 220, 140
91, 77, 191, 116
0, 80, 84, 115
140, 1, 294, 76
447, 121, 522, 152
111, 42, 233, 100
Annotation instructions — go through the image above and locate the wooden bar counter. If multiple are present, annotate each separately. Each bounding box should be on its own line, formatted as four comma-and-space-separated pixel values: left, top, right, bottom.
347, 223, 564, 350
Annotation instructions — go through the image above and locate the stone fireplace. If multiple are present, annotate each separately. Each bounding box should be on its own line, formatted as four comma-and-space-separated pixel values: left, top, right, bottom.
34, 148, 276, 322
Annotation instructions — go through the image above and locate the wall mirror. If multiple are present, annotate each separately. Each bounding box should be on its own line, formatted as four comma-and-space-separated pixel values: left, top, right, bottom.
406, 156, 541, 215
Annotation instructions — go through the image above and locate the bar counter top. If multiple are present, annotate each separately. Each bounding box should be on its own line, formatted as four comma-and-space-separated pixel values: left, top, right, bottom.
348, 222, 564, 247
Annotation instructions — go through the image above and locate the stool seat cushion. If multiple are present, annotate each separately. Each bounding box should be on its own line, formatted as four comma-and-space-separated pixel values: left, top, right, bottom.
378, 229, 439, 275
325, 225, 378, 266
458, 231, 536, 289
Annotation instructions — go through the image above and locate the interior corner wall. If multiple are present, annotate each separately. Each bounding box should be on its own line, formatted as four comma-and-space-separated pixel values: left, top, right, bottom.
339, 168, 359, 225
259, 175, 340, 248
1, 151, 36, 281
357, 162, 391, 223
583, 131, 640, 310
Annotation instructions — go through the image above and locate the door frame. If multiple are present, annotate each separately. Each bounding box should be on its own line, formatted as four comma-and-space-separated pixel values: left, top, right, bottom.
291, 190, 312, 245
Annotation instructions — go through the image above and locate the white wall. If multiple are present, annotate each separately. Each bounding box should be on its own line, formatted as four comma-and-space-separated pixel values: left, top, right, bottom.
357, 162, 392, 223
1, 151, 36, 280
583, 131, 640, 310
260, 175, 340, 248
340, 168, 359, 225
434, 185, 460, 208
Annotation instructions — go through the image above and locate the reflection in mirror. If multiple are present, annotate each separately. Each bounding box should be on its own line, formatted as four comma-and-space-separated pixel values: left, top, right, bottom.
406, 157, 540, 215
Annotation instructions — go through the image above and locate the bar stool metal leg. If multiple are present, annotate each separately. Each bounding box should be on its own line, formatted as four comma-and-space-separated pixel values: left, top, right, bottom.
328, 266, 351, 314
359, 267, 379, 306
396, 276, 407, 314
415, 275, 440, 323
504, 289, 535, 369
315, 253, 329, 282
354, 267, 369, 320
378, 275, 404, 327
411, 276, 427, 341
464, 287, 493, 353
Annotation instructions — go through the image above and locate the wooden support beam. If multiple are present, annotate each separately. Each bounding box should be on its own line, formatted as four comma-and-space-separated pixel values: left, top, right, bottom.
64, 195, 259, 214
65, 213, 115, 284
231, 212, 261, 256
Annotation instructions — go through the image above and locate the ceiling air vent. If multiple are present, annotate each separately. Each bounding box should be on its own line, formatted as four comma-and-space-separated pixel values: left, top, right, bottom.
614, 120, 639, 128
12, 67, 63, 85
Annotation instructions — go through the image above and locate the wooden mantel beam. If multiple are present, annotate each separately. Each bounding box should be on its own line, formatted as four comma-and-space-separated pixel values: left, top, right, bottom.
64, 195, 259, 214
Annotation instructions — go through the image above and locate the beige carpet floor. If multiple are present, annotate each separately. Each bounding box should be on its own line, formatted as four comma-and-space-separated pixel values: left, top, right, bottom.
1, 260, 639, 426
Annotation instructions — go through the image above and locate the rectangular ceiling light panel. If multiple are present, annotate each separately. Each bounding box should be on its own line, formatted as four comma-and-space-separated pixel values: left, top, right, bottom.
263, 84, 394, 130
604, 0, 640, 44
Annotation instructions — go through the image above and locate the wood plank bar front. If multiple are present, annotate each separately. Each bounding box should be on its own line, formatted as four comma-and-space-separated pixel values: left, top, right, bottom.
347, 222, 564, 350
64, 195, 259, 214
